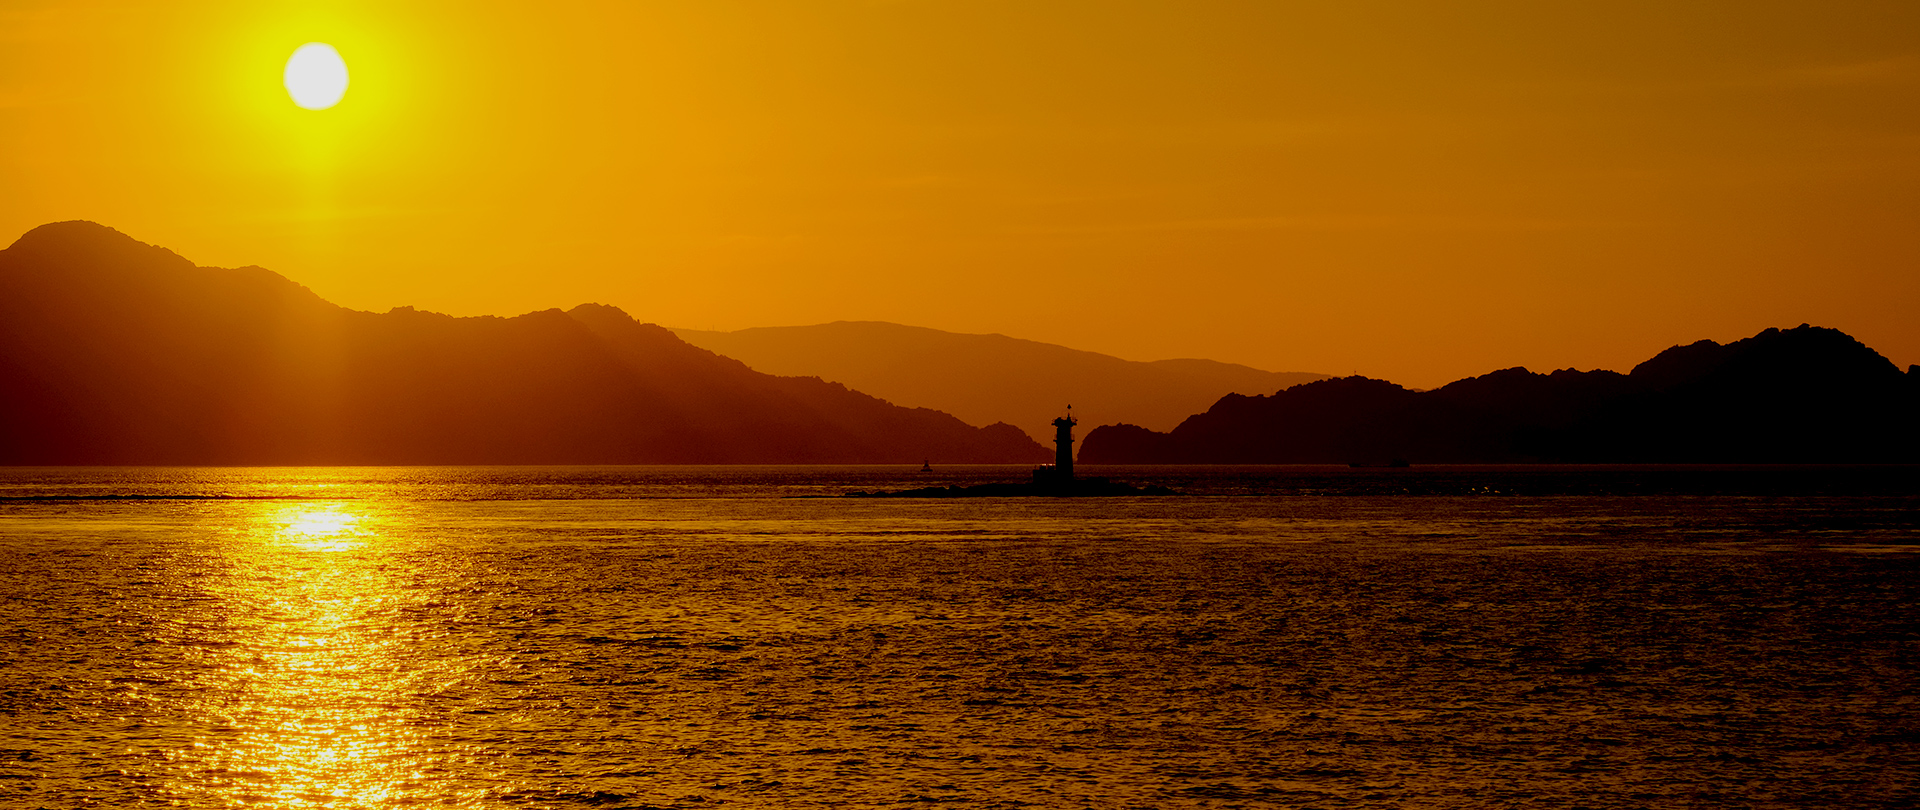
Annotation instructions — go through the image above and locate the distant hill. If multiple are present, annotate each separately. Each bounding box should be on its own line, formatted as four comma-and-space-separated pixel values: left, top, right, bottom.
0, 222, 1047, 464
670, 322, 1327, 443
1080, 325, 1920, 464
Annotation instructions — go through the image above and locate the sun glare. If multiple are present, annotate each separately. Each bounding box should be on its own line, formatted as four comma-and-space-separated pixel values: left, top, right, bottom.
284, 43, 349, 110
275, 505, 364, 552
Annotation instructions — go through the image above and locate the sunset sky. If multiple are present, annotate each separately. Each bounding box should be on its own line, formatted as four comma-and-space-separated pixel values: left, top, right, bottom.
4, 0, 1915, 388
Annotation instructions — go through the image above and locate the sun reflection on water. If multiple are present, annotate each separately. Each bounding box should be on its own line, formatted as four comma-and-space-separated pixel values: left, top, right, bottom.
165, 500, 476, 808
274, 504, 365, 552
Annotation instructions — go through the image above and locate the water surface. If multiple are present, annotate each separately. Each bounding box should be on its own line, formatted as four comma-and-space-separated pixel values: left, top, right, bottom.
2, 465, 1916, 808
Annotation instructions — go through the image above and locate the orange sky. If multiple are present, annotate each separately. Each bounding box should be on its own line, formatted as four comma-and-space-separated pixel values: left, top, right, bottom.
4, 0, 1916, 388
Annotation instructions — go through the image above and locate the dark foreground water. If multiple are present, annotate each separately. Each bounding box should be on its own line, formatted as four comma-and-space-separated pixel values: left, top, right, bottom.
1, 465, 1916, 809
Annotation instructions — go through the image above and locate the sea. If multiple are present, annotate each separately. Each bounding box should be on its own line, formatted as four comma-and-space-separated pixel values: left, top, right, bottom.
2, 464, 1916, 809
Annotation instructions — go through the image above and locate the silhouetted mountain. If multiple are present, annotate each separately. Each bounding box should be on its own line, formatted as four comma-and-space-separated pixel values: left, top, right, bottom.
0, 222, 1047, 464
1080, 325, 1918, 464
670, 322, 1327, 443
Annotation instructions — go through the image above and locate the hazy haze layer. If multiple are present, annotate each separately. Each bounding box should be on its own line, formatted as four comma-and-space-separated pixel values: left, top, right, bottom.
672, 321, 1327, 443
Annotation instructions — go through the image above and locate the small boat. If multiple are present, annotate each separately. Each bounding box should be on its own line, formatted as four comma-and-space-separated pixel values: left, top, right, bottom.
920, 459, 932, 472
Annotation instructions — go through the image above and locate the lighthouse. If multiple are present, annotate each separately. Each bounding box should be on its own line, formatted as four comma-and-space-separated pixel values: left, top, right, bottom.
851, 403, 1174, 497
1051, 407, 1077, 480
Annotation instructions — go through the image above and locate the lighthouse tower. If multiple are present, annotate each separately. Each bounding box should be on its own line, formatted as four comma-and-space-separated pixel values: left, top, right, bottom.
1051, 407, 1077, 480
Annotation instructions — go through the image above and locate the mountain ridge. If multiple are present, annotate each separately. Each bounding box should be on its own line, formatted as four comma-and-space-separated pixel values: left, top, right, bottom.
670, 321, 1328, 443
1080, 324, 1919, 464
0, 221, 1047, 464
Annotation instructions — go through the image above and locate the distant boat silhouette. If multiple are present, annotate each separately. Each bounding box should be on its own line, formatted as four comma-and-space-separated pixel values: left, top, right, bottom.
920, 459, 932, 472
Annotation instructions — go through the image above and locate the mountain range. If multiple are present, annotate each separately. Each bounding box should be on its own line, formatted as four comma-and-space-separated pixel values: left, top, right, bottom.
670, 322, 1326, 443
0, 222, 1045, 464
7, 221, 1914, 467
1080, 325, 1920, 464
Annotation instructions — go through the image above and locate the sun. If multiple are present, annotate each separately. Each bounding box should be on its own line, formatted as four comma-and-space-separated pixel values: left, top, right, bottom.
284, 43, 349, 110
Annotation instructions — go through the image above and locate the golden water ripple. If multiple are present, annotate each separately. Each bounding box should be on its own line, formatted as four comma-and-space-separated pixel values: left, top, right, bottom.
1, 466, 1916, 808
